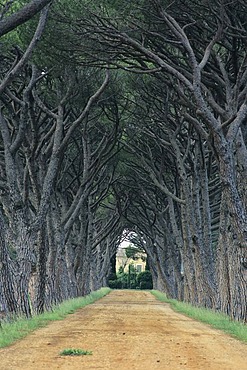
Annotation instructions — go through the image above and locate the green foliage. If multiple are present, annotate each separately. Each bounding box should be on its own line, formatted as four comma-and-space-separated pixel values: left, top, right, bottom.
151, 291, 247, 343
137, 271, 153, 289
0, 288, 111, 348
0, 0, 28, 17
108, 265, 137, 289
13, 0, 148, 71
108, 279, 123, 289
15, 2, 78, 70
60, 348, 92, 356
125, 245, 139, 260
108, 266, 153, 290
0, 0, 43, 51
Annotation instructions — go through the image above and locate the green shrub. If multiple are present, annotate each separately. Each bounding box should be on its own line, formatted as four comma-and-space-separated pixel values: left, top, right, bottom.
108, 279, 122, 289
108, 272, 117, 281
140, 280, 153, 289
137, 271, 153, 289
108, 268, 153, 290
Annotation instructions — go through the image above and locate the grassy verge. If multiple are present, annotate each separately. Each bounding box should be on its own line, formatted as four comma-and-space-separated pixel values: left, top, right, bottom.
151, 290, 247, 343
0, 287, 111, 348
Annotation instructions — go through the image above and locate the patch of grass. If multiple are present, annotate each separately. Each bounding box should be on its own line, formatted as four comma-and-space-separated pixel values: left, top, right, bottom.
0, 287, 111, 348
151, 290, 247, 343
60, 348, 92, 356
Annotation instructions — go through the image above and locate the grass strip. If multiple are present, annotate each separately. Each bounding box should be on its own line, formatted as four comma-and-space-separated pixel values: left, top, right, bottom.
151, 290, 247, 343
0, 287, 111, 348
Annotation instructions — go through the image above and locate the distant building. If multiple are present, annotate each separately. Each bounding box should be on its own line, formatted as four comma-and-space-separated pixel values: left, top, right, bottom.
116, 247, 146, 273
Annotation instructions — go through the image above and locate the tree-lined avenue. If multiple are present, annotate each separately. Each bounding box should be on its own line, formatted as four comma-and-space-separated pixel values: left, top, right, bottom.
0, 290, 245, 370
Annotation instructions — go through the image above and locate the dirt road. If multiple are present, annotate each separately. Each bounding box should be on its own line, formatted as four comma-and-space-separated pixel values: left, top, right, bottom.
0, 290, 246, 370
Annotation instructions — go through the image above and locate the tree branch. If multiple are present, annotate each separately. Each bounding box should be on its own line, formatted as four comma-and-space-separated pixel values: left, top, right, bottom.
0, 0, 52, 37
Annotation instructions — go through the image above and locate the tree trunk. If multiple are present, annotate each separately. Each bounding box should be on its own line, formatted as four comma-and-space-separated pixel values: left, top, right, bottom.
35, 226, 47, 314
215, 131, 247, 321
0, 210, 18, 315
76, 200, 93, 296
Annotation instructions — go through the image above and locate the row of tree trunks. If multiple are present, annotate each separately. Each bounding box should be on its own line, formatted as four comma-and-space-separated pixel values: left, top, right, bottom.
215, 135, 247, 320
0, 47, 116, 315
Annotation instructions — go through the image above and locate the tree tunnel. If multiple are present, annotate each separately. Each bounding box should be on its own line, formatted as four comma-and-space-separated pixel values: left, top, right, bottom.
0, 0, 246, 322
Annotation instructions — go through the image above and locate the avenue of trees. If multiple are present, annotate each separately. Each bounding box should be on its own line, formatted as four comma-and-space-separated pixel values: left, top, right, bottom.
0, 0, 246, 322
